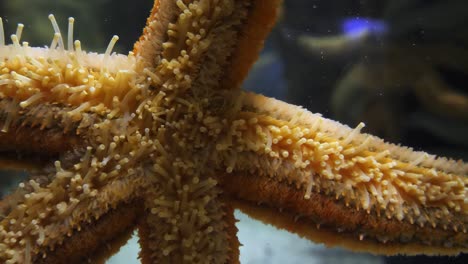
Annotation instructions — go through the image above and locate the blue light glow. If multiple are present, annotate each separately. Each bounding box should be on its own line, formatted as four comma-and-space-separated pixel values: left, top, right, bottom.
342, 17, 388, 37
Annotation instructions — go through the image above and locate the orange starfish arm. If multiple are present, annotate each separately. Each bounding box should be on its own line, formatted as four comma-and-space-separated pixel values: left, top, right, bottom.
138, 189, 240, 264
0, 101, 86, 170
134, 0, 280, 88
218, 93, 468, 254
33, 203, 141, 264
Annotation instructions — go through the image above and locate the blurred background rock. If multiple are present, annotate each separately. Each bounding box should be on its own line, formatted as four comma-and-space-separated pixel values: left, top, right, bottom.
1, 0, 467, 263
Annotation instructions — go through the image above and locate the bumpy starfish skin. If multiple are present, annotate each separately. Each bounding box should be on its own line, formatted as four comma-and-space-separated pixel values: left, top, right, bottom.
221, 93, 468, 254
0, 0, 467, 263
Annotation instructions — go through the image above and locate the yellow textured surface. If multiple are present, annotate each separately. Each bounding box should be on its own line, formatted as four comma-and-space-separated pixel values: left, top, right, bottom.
0, 1, 466, 263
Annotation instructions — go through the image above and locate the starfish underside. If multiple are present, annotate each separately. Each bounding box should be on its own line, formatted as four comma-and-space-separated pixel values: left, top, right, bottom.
0, 0, 467, 263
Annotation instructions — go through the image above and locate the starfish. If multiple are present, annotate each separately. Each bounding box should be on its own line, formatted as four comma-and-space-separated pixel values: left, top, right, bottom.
0, 0, 467, 263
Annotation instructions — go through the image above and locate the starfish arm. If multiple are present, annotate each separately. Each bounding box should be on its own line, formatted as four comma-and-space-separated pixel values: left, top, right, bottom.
133, 0, 280, 97
138, 184, 239, 263
0, 194, 139, 263
0, 152, 151, 263
217, 92, 468, 255
0, 101, 88, 169
0, 32, 145, 169
32, 203, 141, 264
